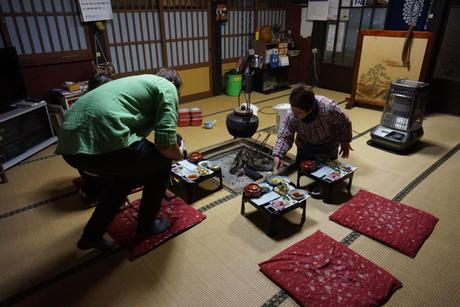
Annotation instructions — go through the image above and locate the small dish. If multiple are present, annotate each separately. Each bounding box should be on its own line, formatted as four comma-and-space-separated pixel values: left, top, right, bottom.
270, 198, 287, 210
185, 172, 200, 181
288, 189, 307, 200
198, 160, 220, 172
196, 165, 212, 176
188, 151, 203, 163
338, 164, 353, 172
267, 175, 289, 186
198, 160, 214, 168
261, 185, 271, 193
274, 184, 290, 195
300, 160, 318, 172
244, 183, 262, 197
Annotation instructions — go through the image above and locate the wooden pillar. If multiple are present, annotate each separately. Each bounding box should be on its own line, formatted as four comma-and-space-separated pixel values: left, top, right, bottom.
0, 154, 8, 184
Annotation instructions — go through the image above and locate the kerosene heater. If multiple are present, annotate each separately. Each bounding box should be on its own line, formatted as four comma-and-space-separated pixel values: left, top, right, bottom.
370, 79, 429, 152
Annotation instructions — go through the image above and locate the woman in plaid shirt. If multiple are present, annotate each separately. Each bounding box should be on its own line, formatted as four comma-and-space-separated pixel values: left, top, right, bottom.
273, 85, 353, 170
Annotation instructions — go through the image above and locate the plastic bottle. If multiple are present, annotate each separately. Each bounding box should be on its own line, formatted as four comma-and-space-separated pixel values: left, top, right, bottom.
255, 26, 260, 41
287, 30, 295, 50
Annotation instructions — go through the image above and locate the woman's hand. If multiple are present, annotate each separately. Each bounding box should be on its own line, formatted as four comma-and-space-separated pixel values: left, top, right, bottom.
273, 156, 282, 171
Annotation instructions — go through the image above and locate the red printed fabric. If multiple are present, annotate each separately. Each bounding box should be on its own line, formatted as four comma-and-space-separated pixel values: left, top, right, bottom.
107, 198, 206, 260
259, 231, 402, 307
329, 190, 438, 258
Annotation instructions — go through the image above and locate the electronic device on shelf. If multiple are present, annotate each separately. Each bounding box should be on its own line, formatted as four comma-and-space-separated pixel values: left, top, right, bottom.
0, 47, 56, 170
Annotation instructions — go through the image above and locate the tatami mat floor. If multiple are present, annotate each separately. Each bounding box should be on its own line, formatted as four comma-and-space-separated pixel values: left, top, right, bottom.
0, 87, 459, 307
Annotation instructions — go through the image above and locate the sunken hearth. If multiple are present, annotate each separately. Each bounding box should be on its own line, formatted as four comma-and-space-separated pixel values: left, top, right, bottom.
199, 137, 296, 192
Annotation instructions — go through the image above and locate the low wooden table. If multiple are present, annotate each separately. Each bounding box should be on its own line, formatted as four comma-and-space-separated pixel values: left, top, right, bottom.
170, 161, 223, 203
240, 184, 308, 237
297, 161, 356, 203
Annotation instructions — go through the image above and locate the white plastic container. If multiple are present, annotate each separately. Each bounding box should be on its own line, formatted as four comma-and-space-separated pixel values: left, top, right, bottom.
273, 103, 291, 133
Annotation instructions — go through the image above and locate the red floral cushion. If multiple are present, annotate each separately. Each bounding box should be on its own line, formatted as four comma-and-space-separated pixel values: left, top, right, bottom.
259, 231, 402, 306
330, 190, 438, 258
107, 198, 206, 260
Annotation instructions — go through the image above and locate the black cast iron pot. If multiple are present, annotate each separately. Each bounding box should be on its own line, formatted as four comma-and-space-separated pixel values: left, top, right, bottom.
226, 108, 259, 138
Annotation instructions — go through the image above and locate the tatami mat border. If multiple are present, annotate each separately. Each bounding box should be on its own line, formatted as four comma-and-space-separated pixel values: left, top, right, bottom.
393, 142, 460, 203
0, 191, 77, 221
17, 154, 58, 166
352, 125, 376, 140
0, 248, 121, 307
262, 291, 290, 307
209, 177, 239, 195
197, 193, 239, 213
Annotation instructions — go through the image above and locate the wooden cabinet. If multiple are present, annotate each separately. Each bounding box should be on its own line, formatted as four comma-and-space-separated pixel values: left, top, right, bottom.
253, 66, 290, 94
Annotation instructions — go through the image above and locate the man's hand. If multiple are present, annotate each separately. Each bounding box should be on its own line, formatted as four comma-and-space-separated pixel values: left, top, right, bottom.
157, 144, 184, 161
339, 143, 353, 159
273, 156, 282, 171
179, 139, 186, 153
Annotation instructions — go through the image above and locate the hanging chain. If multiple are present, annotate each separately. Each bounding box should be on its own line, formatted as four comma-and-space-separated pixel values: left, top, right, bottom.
94, 34, 108, 67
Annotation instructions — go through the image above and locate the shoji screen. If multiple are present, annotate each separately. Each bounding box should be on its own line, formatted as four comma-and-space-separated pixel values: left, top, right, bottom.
221, 0, 286, 62
106, 1, 162, 74
106, 0, 210, 75
0, 0, 90, 57
163, 0, 209, 68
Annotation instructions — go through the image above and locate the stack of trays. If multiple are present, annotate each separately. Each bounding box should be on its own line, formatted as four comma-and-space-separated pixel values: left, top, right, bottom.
190, 107, 203, 126
178, 108, 191, 127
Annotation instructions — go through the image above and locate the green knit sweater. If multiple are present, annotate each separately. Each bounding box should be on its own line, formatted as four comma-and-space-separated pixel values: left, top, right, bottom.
55, 74, 178, 155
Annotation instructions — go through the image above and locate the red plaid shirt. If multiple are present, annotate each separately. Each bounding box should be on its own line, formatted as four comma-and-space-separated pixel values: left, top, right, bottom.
273, 95, 352, 158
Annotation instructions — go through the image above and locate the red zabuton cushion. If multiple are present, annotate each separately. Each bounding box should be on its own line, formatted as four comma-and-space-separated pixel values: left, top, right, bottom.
329, 190, 438, 258
259, 231, 402, 307
107, 198, 206, 260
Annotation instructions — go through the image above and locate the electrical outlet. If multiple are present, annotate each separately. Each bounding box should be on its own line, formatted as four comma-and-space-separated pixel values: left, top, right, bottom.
312, 48, 318, 54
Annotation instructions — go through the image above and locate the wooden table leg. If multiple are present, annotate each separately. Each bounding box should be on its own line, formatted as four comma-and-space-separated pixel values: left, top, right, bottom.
186, 183, 193, 203
240, 197, 246, 216
296, 169, 301, 188
347, 173, 354, 194
267, 216, 276, 237
300, 202, 306, 224
218, 171, 223, 189
323, 184, 333, 203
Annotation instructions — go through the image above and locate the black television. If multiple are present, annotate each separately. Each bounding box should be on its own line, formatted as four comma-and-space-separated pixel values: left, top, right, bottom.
0, 47, 27, 112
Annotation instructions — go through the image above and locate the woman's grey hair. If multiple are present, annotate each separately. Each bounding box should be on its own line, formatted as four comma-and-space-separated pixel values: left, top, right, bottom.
87, 73, 112, 92
156, 68, 182, 91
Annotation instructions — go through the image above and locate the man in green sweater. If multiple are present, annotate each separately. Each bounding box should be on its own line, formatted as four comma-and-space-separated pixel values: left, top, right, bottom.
56, 69, 184, 250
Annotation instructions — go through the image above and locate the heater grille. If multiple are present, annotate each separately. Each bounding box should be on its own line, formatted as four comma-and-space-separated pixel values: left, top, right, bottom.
381, 80, 429, 132
370, 80, 429, 152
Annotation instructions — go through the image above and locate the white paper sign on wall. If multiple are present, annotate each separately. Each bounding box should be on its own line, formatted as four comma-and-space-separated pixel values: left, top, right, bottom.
78, 0, 113, 22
